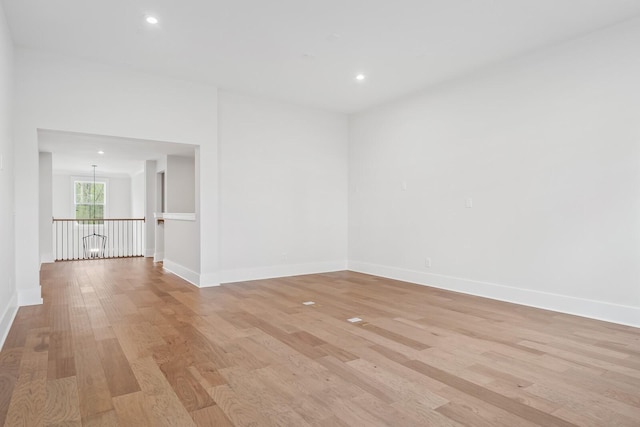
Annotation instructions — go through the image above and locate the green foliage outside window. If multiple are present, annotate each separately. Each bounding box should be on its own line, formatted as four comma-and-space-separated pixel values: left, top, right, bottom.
75, 181, 105, 224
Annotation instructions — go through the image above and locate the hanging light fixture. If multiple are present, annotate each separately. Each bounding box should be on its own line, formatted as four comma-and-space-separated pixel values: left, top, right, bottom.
82, 165, 107, 259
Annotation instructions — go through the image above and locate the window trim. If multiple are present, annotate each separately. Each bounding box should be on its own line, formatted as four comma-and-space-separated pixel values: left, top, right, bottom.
72, 176, 108, 221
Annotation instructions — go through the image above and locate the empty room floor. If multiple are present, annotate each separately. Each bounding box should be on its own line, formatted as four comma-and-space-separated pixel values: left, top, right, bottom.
1, 258, 639, 426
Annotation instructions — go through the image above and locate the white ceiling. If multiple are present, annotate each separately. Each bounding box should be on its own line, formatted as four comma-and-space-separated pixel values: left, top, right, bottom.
4, 1, 640, 113
38, 129, 196, 176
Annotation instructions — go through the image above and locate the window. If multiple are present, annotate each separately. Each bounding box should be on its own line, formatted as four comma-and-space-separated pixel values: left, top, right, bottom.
74, 180, 106, 221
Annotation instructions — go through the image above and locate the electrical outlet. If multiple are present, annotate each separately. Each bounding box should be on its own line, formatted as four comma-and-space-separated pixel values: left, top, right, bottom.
401, 181, 408, 191
425, 257, 432, 268
282, 252, 288, 261
465, 198, 473, 208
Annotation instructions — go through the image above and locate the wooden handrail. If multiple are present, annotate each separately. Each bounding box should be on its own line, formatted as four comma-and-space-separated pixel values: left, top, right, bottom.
53, 218, 146, 222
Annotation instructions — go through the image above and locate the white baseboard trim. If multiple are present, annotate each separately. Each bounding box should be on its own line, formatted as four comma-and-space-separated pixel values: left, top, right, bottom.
199, 272, 221, 288
219, 260, 348, 284
348, 260, 640, 328
18, 287, 43, 307
163, 259, 200, 287
154, 251, 164, 263
40, 253, 54, 264
163, 260, 221, 288
0, 292, 19, 349
162, 260, 348, 288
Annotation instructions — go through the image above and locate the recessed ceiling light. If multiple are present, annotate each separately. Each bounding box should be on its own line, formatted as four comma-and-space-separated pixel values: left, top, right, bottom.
146, 16, 159, 24
98, 150, 104, 155
355, 74, 366, 81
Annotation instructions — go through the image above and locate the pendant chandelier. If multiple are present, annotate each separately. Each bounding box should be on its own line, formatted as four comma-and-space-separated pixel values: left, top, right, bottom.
82, 164, 107, 259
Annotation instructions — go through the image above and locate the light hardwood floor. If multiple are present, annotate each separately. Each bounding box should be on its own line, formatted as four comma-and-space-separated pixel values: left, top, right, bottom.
1, 258, 640, 426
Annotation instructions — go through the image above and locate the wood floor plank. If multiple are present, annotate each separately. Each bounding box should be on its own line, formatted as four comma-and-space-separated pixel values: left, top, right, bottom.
253, 365, 336, 423
1, 258, 639, 426
44, 376, 82, 426
97, 337, 141, 397
190, 404, 234, 427
74, 335, 114, 421
348, 356, 449, 408
111, 321, 165, 362
208, 384, 268, 427
112, 391, 159, 427
4, 327, 49, 427
351, 393, 429, 427
315, 355, 397, 404
158, 359, 215, 412
2, 307, 37, 350
403, 359, 578, 427
0, 348, 22, 425
81, 409, 119, 427
130, 356, 196, 427
358, 322, 430, 351
435, 385, 542, 427
47, 334, 76, 380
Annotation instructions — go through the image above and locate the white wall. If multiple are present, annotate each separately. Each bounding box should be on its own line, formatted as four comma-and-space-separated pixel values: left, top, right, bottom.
0, 2, 17, 346
164, 220, 199, 283
13, 49, 218, 298
109, 176, 132, 218
51, 175, 68, 218
166, 155, 195, 212
144, 160, 156, 257
131, 170, 145, 218
349, 19, 640, 327
161, 155, 198, 280
218, 91, 348, 282
155, 156, 166, 212
38, 152, 53, 263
